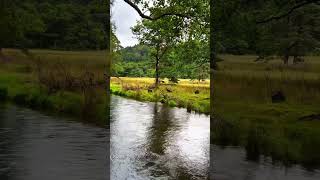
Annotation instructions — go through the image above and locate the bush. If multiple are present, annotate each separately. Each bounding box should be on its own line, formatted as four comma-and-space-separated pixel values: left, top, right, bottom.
13, 93, 29, 105
0, 87, 8, 101
168, 100, 177, 107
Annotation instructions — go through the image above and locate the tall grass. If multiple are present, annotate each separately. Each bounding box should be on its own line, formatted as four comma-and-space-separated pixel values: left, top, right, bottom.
212, 55, 320, 169
111, 77, 210, 114
0, 49, 108, 125
215, 55, 320, 105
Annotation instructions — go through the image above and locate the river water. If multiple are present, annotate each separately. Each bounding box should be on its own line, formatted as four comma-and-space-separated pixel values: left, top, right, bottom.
0, 103, 108, 180
211, 145, 320, 180
1, 96, 320, 180
110, 96, 210, 179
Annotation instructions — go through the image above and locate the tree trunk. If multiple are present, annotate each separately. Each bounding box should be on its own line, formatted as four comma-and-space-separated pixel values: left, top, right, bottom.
155, 57, 160, 88
0, 47, 5, 61
283, 54, 289, 65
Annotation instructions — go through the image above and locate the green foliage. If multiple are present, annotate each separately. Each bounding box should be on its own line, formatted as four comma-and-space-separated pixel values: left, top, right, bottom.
119, 45, 150, 62
0, 0, 110, 50
212, 0, 320, 59
0, 87, 8, 101
168, 100, 177, 107
0, 0, 45, 49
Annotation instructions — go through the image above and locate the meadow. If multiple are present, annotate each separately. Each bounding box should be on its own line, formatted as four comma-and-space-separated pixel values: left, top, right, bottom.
110, 77, 210, 113
213, 55, 320, 168
0, 49, 108, 125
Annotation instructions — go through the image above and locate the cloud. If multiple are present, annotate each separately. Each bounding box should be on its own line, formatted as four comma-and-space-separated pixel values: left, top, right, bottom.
111, 0, 141, 47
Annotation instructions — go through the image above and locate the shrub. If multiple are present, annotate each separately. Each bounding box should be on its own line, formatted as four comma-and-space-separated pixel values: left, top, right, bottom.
13, 93, 29, 105
168, 100, 177, 107
0, 87, 8, 101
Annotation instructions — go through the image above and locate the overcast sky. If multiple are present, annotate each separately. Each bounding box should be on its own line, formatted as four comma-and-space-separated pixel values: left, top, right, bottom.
111, 0, 141, 47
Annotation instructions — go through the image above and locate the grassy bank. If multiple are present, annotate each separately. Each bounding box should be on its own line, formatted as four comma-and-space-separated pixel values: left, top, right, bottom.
0, 49, 108, 125
213, 55, 320, 168
110, 77, 210, 114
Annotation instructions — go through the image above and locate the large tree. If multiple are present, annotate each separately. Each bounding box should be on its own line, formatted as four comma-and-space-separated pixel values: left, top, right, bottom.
255, 2, 320, 64
125, 0, 210, 86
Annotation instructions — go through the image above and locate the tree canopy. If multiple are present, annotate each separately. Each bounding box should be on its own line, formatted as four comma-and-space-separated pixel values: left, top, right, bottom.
0, 0, 111, 50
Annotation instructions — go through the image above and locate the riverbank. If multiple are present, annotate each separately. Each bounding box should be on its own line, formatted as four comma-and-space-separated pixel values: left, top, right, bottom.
0, 49, 108, 125
110, 77, 210, 114
213, 55, 320, 169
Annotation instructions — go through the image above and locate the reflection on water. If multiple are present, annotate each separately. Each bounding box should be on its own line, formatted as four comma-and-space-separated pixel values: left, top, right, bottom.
110, 96, 210, 179
211, 145, 320, 180
211, 115, 320, 180
0, 104, 108, 180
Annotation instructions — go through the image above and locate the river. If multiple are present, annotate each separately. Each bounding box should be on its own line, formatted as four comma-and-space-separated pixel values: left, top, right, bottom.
0, 103, 108, 180
110, 96, 210, 179
1, 96, 319, 180
211, 145, 320, 180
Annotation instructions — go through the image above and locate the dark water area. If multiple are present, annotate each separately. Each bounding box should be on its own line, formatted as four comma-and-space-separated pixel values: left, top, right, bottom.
0, 103, 108, 180
210, 145, 320, 180
110, 96, 210, 179
211, 145, 320, 180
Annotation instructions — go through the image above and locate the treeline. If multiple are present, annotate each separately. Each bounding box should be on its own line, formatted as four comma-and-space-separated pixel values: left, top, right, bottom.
112, 44, 210, 80
112, 45, 154, 77
214, 0, 320, 61
0, 0, 109, 50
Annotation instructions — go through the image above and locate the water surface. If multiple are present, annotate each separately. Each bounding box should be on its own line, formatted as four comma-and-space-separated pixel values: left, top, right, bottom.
0, 104, 108, 180
211, 144, 320, 180
110, 96, 210, 179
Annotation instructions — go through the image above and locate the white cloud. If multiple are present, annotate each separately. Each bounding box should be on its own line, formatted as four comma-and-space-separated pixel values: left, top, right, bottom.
111, 0, 141, 47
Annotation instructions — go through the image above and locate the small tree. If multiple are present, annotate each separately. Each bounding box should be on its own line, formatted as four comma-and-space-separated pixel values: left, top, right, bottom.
132, 18, 181, 87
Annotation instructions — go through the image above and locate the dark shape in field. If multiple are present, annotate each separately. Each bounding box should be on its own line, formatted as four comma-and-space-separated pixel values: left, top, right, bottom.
299, 114, 320, 121
166, 88, 173, 93
0, 87, 8, 101
271, 91, 286, 103
195, 90, 200, 94
293, 56, 304, 64
169, 77, 179, 84
148, 89, 153, 93
161, 80, 165, 83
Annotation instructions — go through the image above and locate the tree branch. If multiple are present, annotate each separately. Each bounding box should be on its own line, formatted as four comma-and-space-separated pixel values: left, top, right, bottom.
123, 0, 191, 20
257, 0, 320, 24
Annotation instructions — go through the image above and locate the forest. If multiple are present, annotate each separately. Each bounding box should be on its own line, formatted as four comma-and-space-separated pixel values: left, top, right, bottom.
0, 0, 109, 50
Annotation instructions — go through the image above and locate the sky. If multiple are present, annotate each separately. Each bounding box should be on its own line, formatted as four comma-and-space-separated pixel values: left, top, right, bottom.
111, 0, 141, 47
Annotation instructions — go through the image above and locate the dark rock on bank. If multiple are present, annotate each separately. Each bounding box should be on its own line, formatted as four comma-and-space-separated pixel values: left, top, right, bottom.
272, 91, 286, 103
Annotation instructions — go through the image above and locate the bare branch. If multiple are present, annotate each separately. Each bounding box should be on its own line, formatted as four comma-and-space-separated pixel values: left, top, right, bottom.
257, 0, 320, 24
123, 0, 191, 20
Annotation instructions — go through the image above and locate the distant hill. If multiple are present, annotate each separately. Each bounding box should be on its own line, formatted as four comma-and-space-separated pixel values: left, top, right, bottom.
118, 45, 151, 62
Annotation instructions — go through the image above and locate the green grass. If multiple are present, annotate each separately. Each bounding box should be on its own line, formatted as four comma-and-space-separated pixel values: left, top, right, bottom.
212, 55, 320, 168
0, 49, 108, 125
110, 77, 210, 114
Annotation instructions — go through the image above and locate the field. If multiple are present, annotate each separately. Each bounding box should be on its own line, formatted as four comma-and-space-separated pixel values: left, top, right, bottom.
2, 49, 320, 167
213, 55, 320, 168
214, 55, 320, 119
0, 49, 108, 125
111, 77, 210, 113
